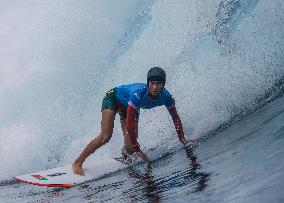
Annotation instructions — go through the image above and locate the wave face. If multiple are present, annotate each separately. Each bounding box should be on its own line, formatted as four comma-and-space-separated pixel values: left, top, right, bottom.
0, 0, 283, 180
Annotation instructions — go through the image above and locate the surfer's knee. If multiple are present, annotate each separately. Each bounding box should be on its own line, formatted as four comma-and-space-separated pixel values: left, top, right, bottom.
96, 118, 114, 145
102, 135, 111, 144
101, 121, 114, 135
98, 133, 112, 145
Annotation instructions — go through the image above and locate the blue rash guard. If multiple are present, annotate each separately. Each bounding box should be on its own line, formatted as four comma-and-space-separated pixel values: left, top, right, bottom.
114, 83, 184, 151
115, 83, 175, 110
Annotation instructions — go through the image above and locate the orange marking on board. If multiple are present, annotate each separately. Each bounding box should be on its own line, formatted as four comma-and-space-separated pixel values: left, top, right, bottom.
31, 174, 48, 180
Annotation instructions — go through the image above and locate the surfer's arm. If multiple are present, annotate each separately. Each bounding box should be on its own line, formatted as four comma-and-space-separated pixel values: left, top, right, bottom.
126, 104, 150, 164
167, 106, 187, 144
126, 104, 140, 151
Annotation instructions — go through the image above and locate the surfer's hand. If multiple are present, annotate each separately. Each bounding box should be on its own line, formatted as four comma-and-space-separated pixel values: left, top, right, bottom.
136, 150, 151, 166
123, 145, 135, 155
72, 162, 85, 176
181, 139, 195, 145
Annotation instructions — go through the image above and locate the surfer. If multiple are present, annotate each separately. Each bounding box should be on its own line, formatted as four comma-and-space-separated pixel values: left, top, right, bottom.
72, 67, 193, 175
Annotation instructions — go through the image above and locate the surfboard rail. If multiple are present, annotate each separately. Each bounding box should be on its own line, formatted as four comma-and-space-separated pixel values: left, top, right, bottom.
13, 176, 76, 188
13, 160, 126, 188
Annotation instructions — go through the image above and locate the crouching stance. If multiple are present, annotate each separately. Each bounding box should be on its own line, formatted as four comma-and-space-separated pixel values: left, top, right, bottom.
73, 67, 192, 176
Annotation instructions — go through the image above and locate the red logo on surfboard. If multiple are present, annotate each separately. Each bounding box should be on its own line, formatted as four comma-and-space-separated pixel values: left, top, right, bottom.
31, 175, 48, 180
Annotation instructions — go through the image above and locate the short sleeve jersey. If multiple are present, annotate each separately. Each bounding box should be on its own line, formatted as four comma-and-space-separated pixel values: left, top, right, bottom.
115, 83, 175, 110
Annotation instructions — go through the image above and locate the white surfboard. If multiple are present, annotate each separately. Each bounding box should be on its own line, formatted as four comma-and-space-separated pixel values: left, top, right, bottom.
13, 158, 127, 188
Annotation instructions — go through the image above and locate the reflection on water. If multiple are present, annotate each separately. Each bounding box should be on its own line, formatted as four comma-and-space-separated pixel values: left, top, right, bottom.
183, 145, 210, 192
126, 167, 161, 202
122, 145, 210, 202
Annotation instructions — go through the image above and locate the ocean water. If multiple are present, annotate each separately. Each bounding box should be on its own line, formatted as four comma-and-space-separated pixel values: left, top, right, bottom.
0, 0, 283, 202
1, 90, 283, 203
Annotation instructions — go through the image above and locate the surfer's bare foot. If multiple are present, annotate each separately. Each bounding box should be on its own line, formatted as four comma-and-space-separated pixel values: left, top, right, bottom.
72, 162, 85, 176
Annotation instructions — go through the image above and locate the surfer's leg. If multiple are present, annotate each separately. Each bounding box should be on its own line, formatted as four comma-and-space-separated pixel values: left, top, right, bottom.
76, 109, 115, 162
73, 109, 115, 175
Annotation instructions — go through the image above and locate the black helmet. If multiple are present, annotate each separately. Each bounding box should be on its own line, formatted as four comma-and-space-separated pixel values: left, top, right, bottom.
147, 67, 166, 85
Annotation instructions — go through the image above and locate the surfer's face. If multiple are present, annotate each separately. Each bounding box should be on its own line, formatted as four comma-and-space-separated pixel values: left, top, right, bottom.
148, 81, 164, 99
